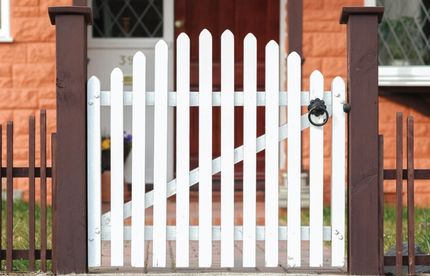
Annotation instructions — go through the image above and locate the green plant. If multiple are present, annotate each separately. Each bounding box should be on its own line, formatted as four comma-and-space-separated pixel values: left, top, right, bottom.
281, 206, 430, 254
382, 205, 430, 254
0, 200, 53, 272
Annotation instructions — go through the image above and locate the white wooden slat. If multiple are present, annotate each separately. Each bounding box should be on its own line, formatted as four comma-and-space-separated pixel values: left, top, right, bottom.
287, 51, 302, 267
309, 70, 324, 267
265, 40, 279, 267
131, 52, 146, 267
153, 40, 169, 267
220, 30, 235, 268
331, 77, 346, 267
242, 33, 257, 267
87, 76, 101, 267
175, 33, 190, 268
101, 112, 331, 223
110, 68, 124, 266
198, 29, 213, 268
102, 226, 334, 241
99, 91, 334, 107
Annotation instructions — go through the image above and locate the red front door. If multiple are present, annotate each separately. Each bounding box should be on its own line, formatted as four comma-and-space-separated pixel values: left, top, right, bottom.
174, 0, 280, 180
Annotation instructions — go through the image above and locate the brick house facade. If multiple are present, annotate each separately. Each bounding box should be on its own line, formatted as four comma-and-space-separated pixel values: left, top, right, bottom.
1, 0, 430, 205
301, 0, 430, 206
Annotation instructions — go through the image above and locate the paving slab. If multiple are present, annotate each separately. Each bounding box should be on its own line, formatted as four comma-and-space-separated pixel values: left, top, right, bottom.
90, 241, 346, 274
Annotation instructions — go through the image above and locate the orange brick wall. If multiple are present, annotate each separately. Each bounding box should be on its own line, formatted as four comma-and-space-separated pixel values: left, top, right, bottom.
295, 0, 430, 207
0, 0, 72, 201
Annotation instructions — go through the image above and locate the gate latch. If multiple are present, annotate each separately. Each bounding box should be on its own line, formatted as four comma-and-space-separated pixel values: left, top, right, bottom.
307, 98, 329, 127
343, 102, 351, 113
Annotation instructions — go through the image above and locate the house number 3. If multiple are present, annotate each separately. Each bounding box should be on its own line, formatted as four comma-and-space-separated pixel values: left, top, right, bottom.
119, 55, 133, 66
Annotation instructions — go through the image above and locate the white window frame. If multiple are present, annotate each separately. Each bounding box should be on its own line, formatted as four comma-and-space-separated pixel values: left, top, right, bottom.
0, 0, 12, 42
365, 0, 430, 86
87, 0, 173, 49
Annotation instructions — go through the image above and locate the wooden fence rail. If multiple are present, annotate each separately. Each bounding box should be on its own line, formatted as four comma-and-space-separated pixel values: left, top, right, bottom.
381, 113, 430, 274
0, 110, 55, 273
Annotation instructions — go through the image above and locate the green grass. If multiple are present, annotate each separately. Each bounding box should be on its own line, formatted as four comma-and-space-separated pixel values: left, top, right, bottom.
283, 206, 430, 254
383, 205, 430, 254
2, 200, 429, 272
0, 200, 52, 272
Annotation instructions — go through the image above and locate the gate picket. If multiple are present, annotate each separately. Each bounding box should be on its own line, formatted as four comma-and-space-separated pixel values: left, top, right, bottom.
331, 77, 346, 267
264, 40, 279, 267
110, 68, 124, 266
220, 30, 235, 268
176, 33, 190, 268
87, 76, 101, 267
309, 70, 324, 267
131, 52, 146, 267
153, 40, 169, 267
198, 29, 213, 268
243, 33, 257, 267
287, 52, 302, 267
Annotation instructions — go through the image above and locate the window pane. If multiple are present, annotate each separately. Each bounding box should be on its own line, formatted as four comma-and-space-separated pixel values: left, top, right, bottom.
377, 0, 430, 65
92, 0, 163, 38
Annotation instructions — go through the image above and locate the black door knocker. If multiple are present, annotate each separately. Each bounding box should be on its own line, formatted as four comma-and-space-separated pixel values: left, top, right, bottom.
307, 98, 329, 127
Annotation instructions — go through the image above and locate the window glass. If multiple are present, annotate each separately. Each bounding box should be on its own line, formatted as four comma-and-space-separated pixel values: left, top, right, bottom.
377, 0, 430, 65
92, 0, 163, 38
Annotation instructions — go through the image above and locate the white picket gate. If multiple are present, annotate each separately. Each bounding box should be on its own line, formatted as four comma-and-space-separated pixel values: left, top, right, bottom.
87, 30, 346, 269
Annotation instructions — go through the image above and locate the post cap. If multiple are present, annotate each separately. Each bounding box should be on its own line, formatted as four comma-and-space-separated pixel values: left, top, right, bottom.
48, 6, 92, 25
340, 6, 384, 24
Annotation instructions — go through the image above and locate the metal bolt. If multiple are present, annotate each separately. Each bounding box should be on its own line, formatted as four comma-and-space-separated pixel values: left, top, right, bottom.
88, 101, 93, 105
335, 92, 340, 97
339, 235, 344, 240
334, 230, 339, 235
89, 237, 94, 241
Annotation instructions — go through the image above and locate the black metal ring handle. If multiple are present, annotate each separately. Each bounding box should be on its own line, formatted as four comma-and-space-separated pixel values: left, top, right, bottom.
307, 98, 329, 127
308, 108, 329, 126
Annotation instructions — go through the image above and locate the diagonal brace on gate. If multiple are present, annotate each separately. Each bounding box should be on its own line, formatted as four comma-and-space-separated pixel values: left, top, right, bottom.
101, 110, 331, 226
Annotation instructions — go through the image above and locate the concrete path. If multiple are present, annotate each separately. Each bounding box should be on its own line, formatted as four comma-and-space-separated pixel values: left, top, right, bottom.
90, 241, 346, 274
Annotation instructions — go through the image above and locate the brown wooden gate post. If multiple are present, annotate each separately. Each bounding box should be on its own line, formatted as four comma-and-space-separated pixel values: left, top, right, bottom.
340, 7, 384, 275
48, 6, 92, 274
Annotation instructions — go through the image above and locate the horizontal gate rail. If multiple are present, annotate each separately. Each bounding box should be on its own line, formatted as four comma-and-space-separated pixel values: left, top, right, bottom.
98, 90, 333, 106
101, 226, 334, 241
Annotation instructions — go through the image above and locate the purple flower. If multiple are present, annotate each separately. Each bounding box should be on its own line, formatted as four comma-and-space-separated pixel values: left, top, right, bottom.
123, 132, 132, 143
